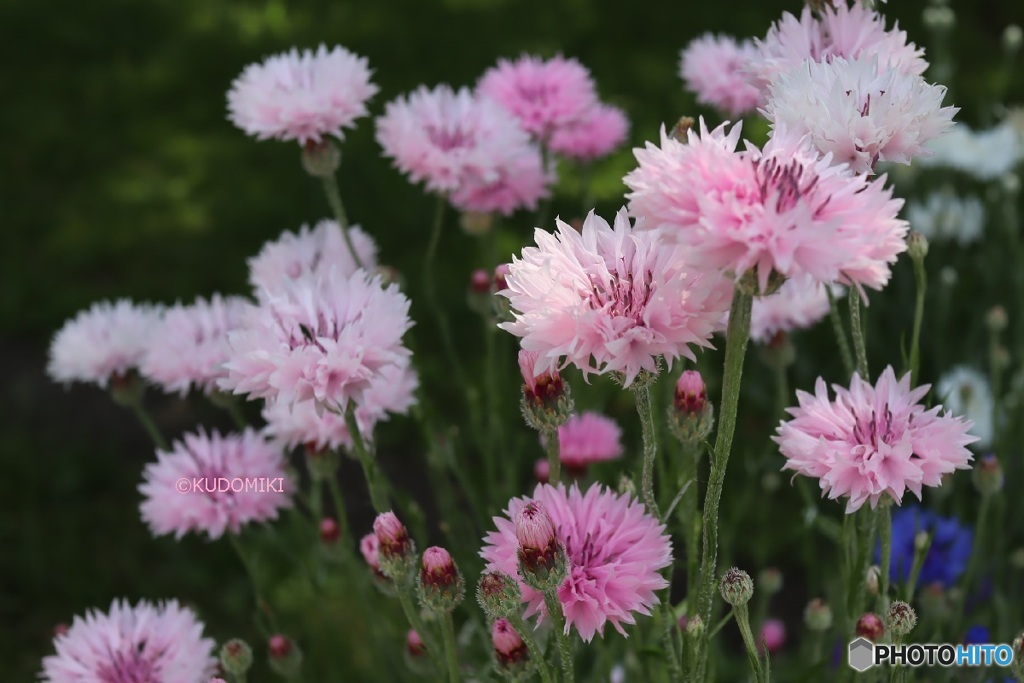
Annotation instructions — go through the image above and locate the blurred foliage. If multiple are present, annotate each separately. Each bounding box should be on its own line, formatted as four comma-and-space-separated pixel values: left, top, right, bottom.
4, 0, 1024, 680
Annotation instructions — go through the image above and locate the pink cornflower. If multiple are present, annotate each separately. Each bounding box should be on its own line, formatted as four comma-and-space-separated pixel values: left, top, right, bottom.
48, 299, 164, 389
140, 294, 250, 396
679, 34, 761, 118
752, 2, 926, 93
139, 428, 292, 539
220, 268, 412, 414
763, 56, 957, 174
40, 599, 217, 682
481, 483, 673, 642
499, 208, 731, 387
261, 360, 418, 450
774, 366, 977, 513
477, 54, 598, 141
548, 103, 630, 161
375, 85, 549, 215
248, 220, 378, 295
543, 412, 623, 476
625, 119, 909, 292
747, 275, 836, 344
227, 45, 378, 145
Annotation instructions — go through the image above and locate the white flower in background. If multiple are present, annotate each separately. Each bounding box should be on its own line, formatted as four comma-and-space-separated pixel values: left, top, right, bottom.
905, 189, 986, 245
936, 366, 994, 449
918, 121, 1022, 181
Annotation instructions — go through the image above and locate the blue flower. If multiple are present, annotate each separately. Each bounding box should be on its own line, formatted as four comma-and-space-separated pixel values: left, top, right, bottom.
876, 506, 973, 588
964, 624, 990, 644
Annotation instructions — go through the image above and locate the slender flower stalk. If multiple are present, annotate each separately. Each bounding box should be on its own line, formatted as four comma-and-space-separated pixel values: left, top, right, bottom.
229, 534, 278, 633
319, 173, 365, 271
441, 613, 460, 683
903, 532, 932, 600
505, 612, 556, 683
848, 290, 869, 379
877, 502, 892, 614
325, 473, 351, 551
543, 427, 561, 485
695, 286, 753, 673
543, 591, 575, 683
952, 494, 993, 636
130, 402, 169, 450
344, 406, 389, 512
907, 233, 928, 385
733, 604, 766, 683
633, 378, 660, 516
826, 287, 855, 378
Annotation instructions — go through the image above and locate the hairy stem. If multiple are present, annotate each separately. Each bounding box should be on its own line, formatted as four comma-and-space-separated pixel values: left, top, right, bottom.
826, 287, 855, 378
634, 380, 661, 517
343, 406, 389, 512
441, 613, 461, 683
506, 612, 556, 683
320, 174, 365, 270
543, 591, 575, 683
848, 289, 869, 379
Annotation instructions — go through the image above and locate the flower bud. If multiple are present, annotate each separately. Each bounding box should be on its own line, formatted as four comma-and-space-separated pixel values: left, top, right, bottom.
53, 623, 69, 638
515, 501, 569, 592
758, 619, 786, 654
493, 264, 510, 292
719, 567, 754, 607
492, 618, 529, 672
460, 211, 494, 236
518, 350, 574, 431
761, 472, 780, 492
907, 231, 929, 261
758, 567, 783, 596
1010, 547, 1024, 569
533, 458, 550, 483
267, 635, 302, 678
374, 511, 417, 584
865, 565, 880, 595
759, 331, 796, 370
986, 306, 1008, 333
856, 613, 885, 642
922, 6, 955, 31
915, 531, 930, 551
477, 571, 523, 620
319, 517, 340, 545
919, 582, 949, 621
470, 269, 492, 295
685, 614, 705, 638
1012, 633, 1024, 679
109, 370, 146, 408
885, 601, 918, 638
804, 599, 833, 632
617, 473, 637, 498
418, 546, 465, 614
300, 140, 341, 177
1004, 24, 1023, 53
406, 629, 426, 657
220, 638, 253, 677
670, 116, 695, 142
669, 370, 715, 444
973, 454, 1004, 496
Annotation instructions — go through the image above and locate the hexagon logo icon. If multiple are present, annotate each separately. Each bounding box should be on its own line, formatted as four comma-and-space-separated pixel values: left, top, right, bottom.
848, 637, 875, 672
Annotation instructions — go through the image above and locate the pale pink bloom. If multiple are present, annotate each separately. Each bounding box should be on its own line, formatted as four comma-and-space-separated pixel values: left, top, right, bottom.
478, 54, 598, 141
140, 294, 250, 396
625, 120, 909, 291
139, 428, 292, 539
499, 208, 731, 387
548, 103, 630, 161
764, 56, 957, 174
774, 366, 977, 513
360, 532, 382, 572
220, 268, 412, 414
376, 84, 549, 215
40, 599, 217, 682
679, 34, 761, 118
248, 220, 378, 295
544, 412, 623, 474
227, 44, 378, 144
746, 275, 837, 344
752, 3, 926, 93
261, 360, 418, 450
481, 483, 672, 642
758, 618, 786, 654
48, 299, 164, 388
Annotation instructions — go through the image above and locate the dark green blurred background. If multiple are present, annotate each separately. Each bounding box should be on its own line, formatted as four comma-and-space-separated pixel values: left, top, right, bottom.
4, 0, 1023, 679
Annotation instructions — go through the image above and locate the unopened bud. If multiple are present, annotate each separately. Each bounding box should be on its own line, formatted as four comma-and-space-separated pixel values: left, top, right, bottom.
759, 331, 796, 369
804, 599, 833, 632
533, 458, 550, 483
477, 571, 522, 620
719, 567, 754, 606
856, 613, 885, 642
493, 264, 510, 291
53, 623, 69, 638
460, 211, 494, 236
922, 6, 955, 31
685, 614, 705, 638
301, 140, 341, 178
866, 565, 880, 595
1010, 547, 1024, 569
470, 269, 492, 295
406, 629, 426, 658
670, 116, 696, 142
1003, 173, 1021, 195
516, 501, 556, 551
374, 265, 402, 289
109, 370, 145, 408
1005, 25, 1023, 53
267, 635, 302, 678
220, 639, 253, 676
669, 370, 715, 444
915, 531, 930, 551
907, 231, 929, 261
758, 567, 783, 596
919, 581, 949, 620
518, 350, 574, 431
492, 618, 530, 672
761, 472, 781, 492
418, 546, 465, 614
515, 501, 569, 591
986, 306, 1008, 333
758, 619, 786, 654
885, 601, 918, 638
319, 517, 340, 544
1012, 633, 1024, 678
374, 511, 417, 583
973, 453, 1004, 495
617, 473, 637, 498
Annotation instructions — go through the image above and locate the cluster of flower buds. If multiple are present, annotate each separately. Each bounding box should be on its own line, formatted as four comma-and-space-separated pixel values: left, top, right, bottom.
268, 634, 303, 678
668, 370, 714, 445
514, 501, 569, 592
477, 571, 523, 620
719, 567, 754, 607
518, 350, 574, 433
219, 638, 253, 678
492, 618, 531, 679
417, 546, 465, 615
374, 511, 417, 585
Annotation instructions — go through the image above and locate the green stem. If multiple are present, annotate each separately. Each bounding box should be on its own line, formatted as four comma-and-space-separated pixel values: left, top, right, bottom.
228, 534, 277, 633
506, 613, 556, 683
849, 289, 869, 379
343, 406, 389, 512
734, 604, 765, 683
634, 380, 661, 517
903, 532, 931, 601
543, 591, 574, 683
320, 174, 364, 270
441, 613, 461, 683
878, 503, 892, 615
396, 591, 444, 674
953, 495, 993, 636
826, 287, 855, 378
681, 442, 700, 619
908, 253, 927, 386
325, 473, 352, 550
543, 427, 561, 486
130, 402, 168, 451
662, 599, 683, 682
694, 286, 753, 671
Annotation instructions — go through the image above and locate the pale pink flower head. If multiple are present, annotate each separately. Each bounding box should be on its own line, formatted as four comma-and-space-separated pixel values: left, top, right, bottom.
763, 56, 957, 174
48, 299, 164, 389
544, 412, 623, 476
515, 500, 557, 552
679, 34, 761, 118
773, 366, 977, 513
139, 294, 249, 396
478, 54, 598, 141
360, 532, 382, 573
376, 84, 549, 215
220, 268, 412, 414
548, 103, 630, 161
261, 360, 418, 451
625, 120, 909, 291
139, 428, 292, 539
758, 618, 786, 654
227, 44, 378, 144
481, 483, 673, 642
248, 220, 378, 295
40, 599, 217, 683
752, 3, 927, 93
747, 275, 837, 344
499, 208, 731, 387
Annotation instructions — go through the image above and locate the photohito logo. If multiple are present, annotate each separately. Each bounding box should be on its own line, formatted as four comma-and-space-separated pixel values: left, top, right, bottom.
848, 637, 1015, 671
